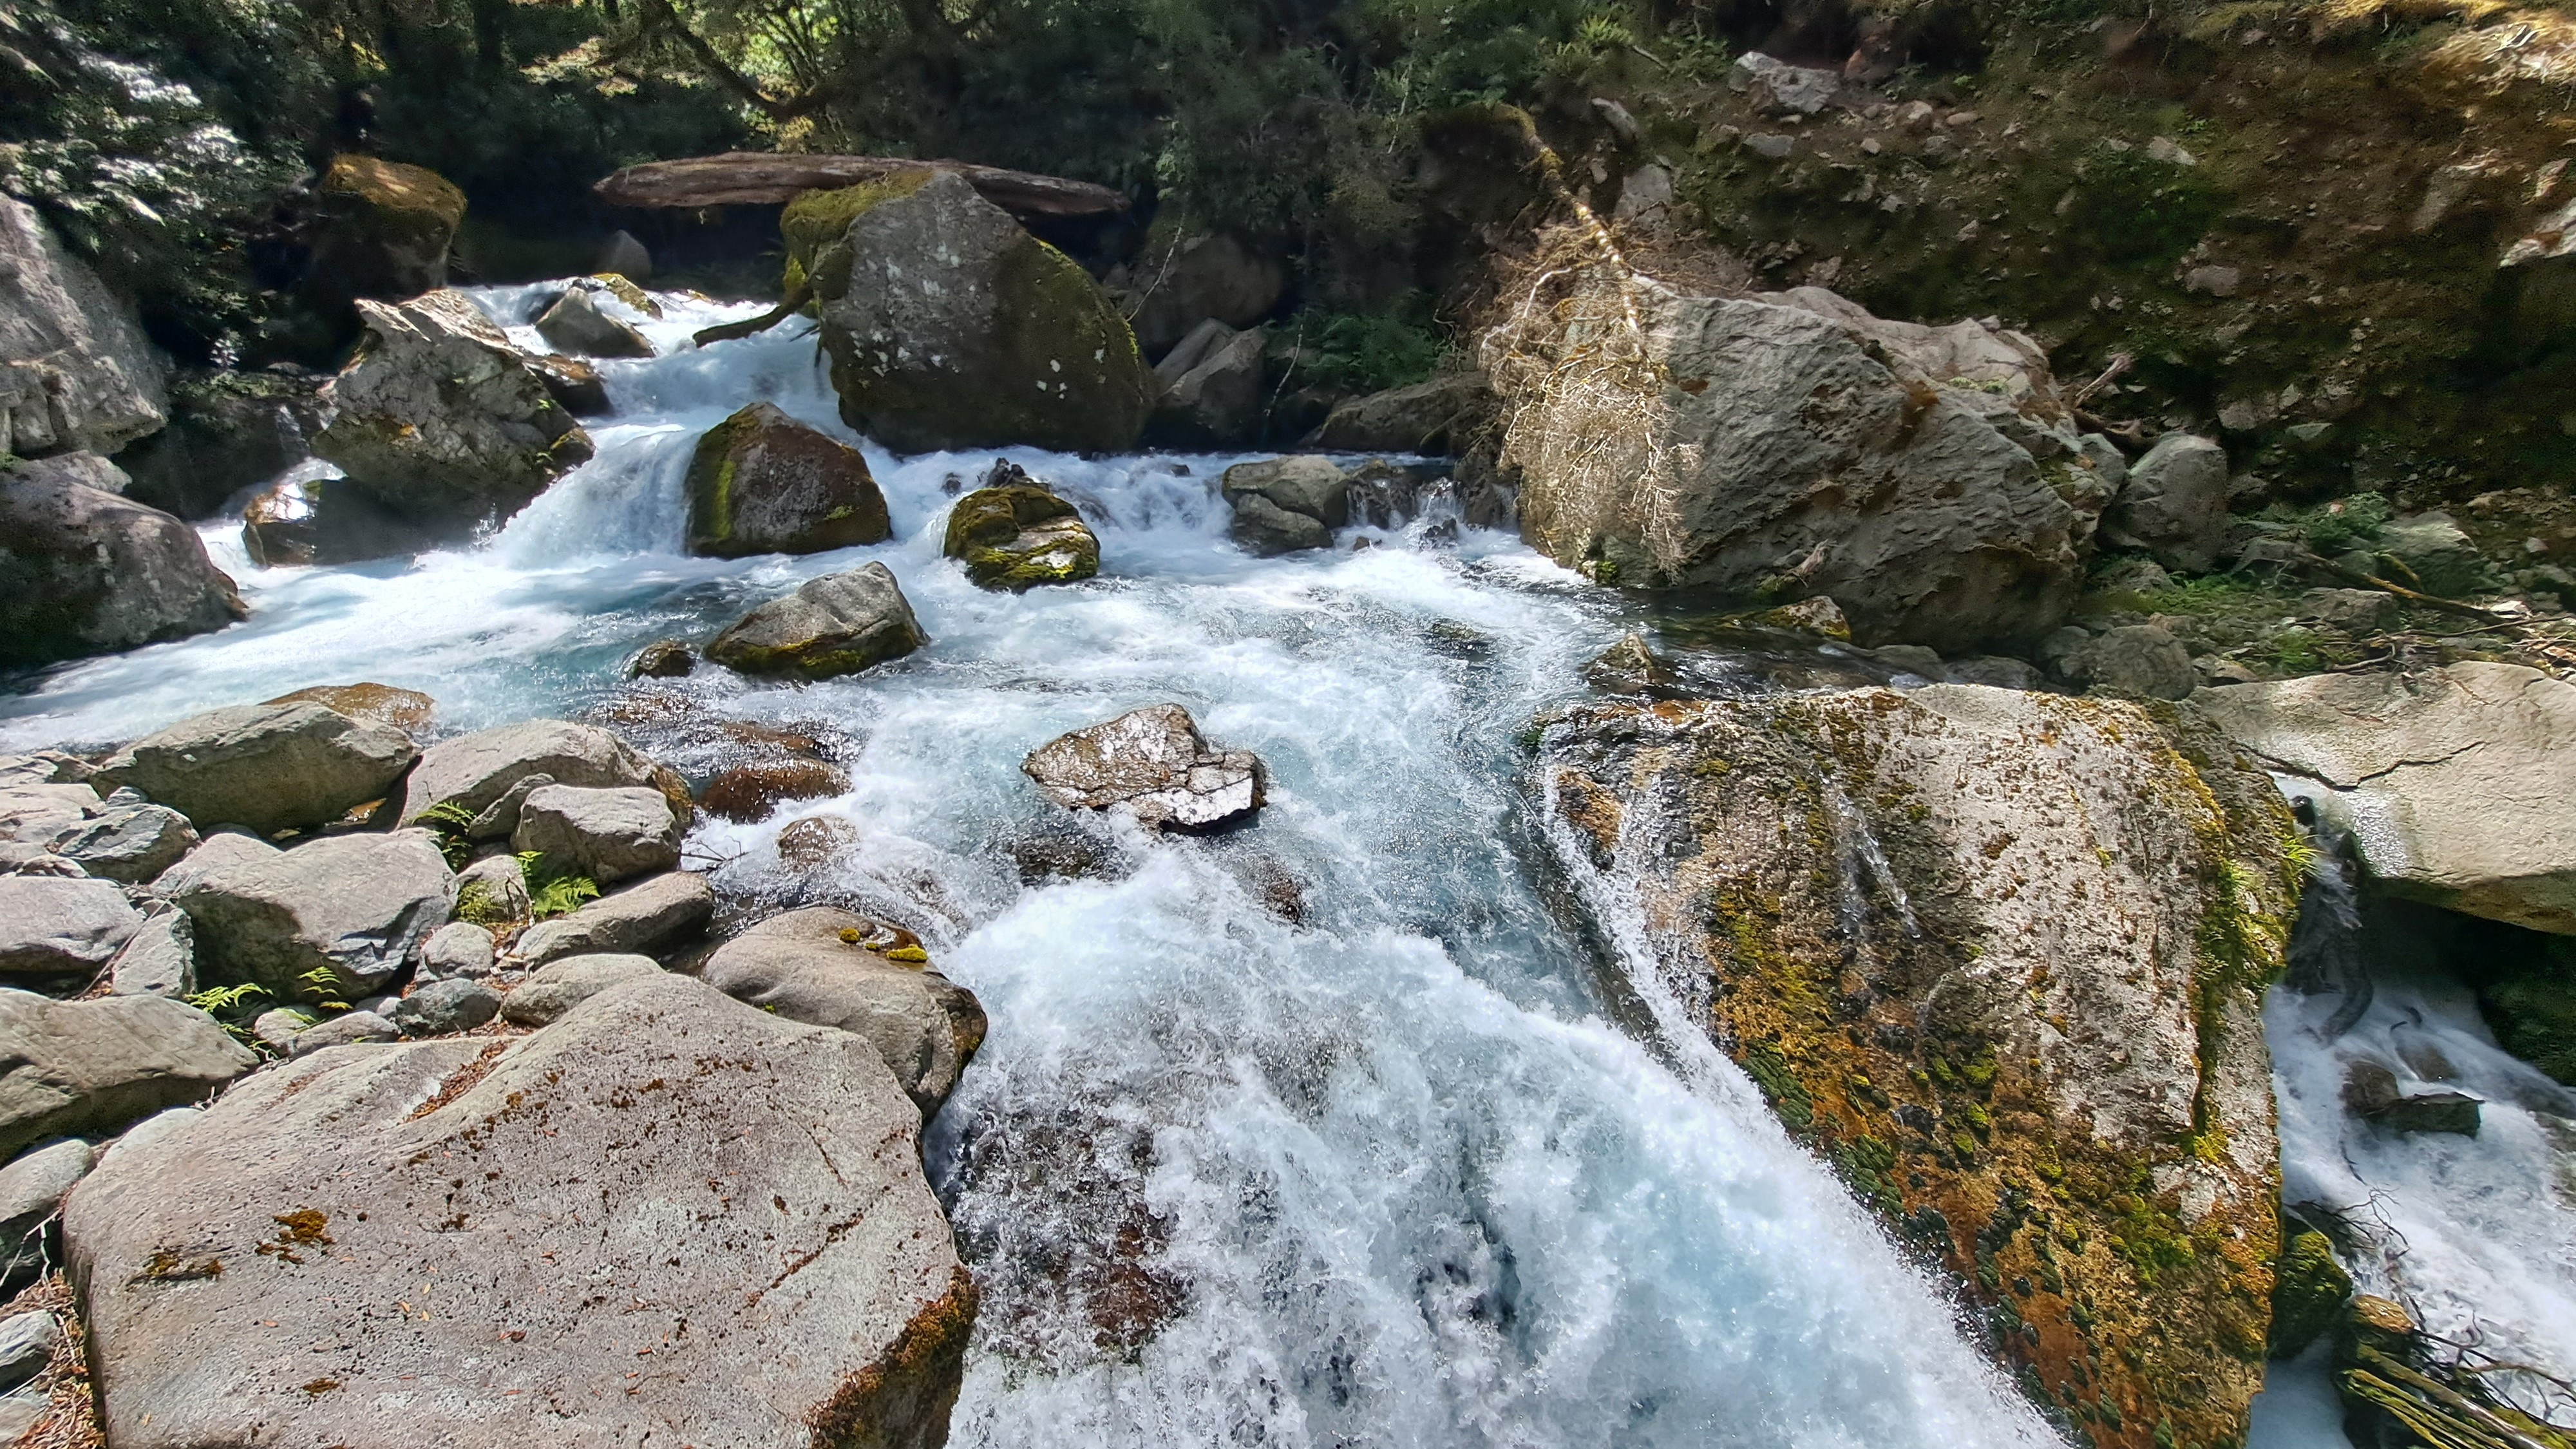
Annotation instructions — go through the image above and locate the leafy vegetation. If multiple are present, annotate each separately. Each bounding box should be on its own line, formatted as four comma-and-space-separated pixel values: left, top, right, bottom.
520, 851, 600, 919
1277, 298, 1449, 393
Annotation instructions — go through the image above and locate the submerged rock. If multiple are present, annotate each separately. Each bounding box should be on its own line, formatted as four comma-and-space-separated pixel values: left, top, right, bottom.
0, 990, 254, 1162
1537, 684, 2295, 1446
698, 907, 988, 1115
705, 562, 929, 679
1023, 704, 1266, 831
64, 973, 976, 1448
943, 467, 1100, 588
96, 700, 417, 835
1486, 276, 2099, 650
804, 169, 1155, 453
683, 401, 889, 558
533, 279, 653, 359
1221, 456, 1350, 556
0, 462, 246, 667
240, 472, 445, 567
2195, 662, 2576, 934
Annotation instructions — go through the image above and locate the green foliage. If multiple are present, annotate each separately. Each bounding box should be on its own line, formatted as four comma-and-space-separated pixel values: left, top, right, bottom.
520, 851, 600, 919
2262, 491, 2392, 557
1280, 299, 1448, 393
295, 965, 351, 1012
420, 800, 478, 869
454, 880, 515, 927
2479, 935, 2576, 1086
1359, 0, 1627, 109
1740, 1039, 1815, 1129
2068, 142, 2228, 265
186, 981, 269, 1015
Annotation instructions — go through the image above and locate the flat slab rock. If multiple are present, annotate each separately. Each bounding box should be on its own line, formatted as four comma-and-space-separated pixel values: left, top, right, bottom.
64, 972, 976, 1449
1021, 704, 1265, 831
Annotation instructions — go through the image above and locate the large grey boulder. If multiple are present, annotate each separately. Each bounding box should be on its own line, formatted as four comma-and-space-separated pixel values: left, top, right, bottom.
62, 974, 976, 1448
399, 719, 654, 826
0, 1138, 95, 1291
0, 990, 254, 1162
46, 802, 196, 884
2108, 433, 2230, 574
513, 871, 713, 967
1536, 683, 2296, 1446
811, 169, 1154, 453
159, 830, 454, 999
0, 876, 143, 983
1484, 274, 2099, 650
310, 290, 594, 524
499, 952, 662, 1027
1221, 456, 1349, 556
106, 904, 194, 999
699, 907, 988, 1115
388, 978, 501, 1036
0, 195, 165, 459
1303, 372, 1495, 455
511, 784, 681, 886
705, 562, 928, 680
1023, 704, 1266, 831
683, 401, 889, 559
0, 464, 245, 668
2195, 661, 2576, 933
95, 701, 417, 835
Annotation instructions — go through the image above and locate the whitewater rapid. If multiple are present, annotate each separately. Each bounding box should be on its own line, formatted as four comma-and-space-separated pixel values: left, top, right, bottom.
0, 283, 2068, 1446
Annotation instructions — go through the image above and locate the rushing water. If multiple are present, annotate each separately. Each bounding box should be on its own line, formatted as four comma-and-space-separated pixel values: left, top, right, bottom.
1, 283, 2080, 1445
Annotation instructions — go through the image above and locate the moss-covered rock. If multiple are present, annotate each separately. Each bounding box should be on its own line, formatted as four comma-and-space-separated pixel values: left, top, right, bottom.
2268, 1230, 2353, 1359
684, 402, 889, 560
2478, 935, 2576, 1086
941, 469, 1098, 589
1537, 685, 2298, 1449
705, 562, 927, 681
803, 170, 1154, 454
304, 155, 467, 310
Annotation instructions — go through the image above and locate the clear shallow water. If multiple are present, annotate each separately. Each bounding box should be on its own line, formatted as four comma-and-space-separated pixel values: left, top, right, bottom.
1, 283, 2063, 1446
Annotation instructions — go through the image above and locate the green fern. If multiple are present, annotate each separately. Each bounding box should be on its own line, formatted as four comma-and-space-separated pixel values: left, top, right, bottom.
519, 853, 601, 920
295, 965, 351, 1012
185, 982, 268, 1015
454, 880, 515, 927
420, 800, 479, 869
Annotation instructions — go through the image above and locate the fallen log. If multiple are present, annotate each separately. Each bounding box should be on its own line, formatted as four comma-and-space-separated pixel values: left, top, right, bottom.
594, 153, 1127, 217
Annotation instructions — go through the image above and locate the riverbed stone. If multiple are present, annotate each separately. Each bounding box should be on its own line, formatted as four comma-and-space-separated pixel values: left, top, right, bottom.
105, 904, 194, 999
287, 1009, 399, 1056
45, 804, 196, 884
1537, 683, 2296, 1448
389, 978, 502, 1036
2194, 661, 2576, 933
0, 464, 245, 668
683, 401, 889, 558
96, 701, 418, 836
1022, 704, 1266, 831
511, 784, 681, 886
698, 907, 988, 1115
705, 562, 929, 680
0, 877, 144, 985
419, 920, 497, 978
511, 871, 714, 967
2107, 432, 2231, 574
453, 855, 532, 927
158, 830, 454, 1001
0, 1139, 95, 1293
1221, 457, 1349, 558
0, 991, 255, 1162
533, 280, 652, 359
61, 973, 976, 1448
399, 719, 656, 826
808, 169, 1154, 453
499, 952, 662, 1026
943, 470, 1099, 588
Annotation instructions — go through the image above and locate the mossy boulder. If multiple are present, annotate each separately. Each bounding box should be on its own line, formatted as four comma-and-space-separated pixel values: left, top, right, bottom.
1537, 685, 2298, 1449
940, 466, 1097, 589
705, 562, 927, 681
684, 402, 889, 560
802, 169, 1153, 455
304, 155, 468, 310
2268, 1230, 2353, 1359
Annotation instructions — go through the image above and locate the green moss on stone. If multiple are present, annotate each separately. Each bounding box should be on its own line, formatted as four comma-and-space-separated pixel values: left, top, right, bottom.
783, 170, 936, 284
2268, 1231, 2352, 1359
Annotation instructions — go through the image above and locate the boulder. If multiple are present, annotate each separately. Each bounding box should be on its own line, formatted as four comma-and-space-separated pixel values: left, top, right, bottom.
595, 229, 652, 283
512, 871, 714, 967
419, 920, 497, 978
705, 562, 929, 679
0, 464, 245, 667
0, 991, 255, 1162
311, 290, 594, 525
1728, 50, 1845, 114
697, 760, 848, 822
500, 952, 663, 1026
511, 784, 681, 886
239, 471, 446, 567
527, 352, 612, 417
46, 803, 195, 884
1537, 683, 2296, 1449
95, 701, 417, 835
683, 402, 890, 558
106, 904, 194, 999
942, 469, 1100, 589
1221, 455, 1349, 555
0, 195, 166, 459
388, 978, 502, 1036
802, 170, 1154, 453
1302, 372, 1496, 455
1119, 232, 1287, 357
0, 1138, 95, 1291
287, 1009, 399, 1056
2195, 661, 2576, 933
1484, 276, 2098, 650
301, 155, 467, 312
698, 907, 987, 1115
115, 367, 332, 521
399, 719, 654, 826
261, 682, 435, 739
1146, 320, 1265, 447
63, 974, 974, 1448
533, 280, 653, 359
0, 877, 144, 984
160, 830, 454, 1001
2059, 623, 2196, 700
1022, 704, 1266, 831
629, 639, 695, 678
0, 1311, 57, 1393
2108, 433, 2230, 574
2375, 511, 2498, 597
0, 776, 102, 848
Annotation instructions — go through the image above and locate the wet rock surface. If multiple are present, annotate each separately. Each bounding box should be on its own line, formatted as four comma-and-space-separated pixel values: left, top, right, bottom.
1023, 704, 1266, 831
1221, 455, 1350, 555
942, 467, 1101, 588
697, 907, 987, 1115
706, 562, 929, 680
0, 461, 246, 668
683, 401, 889, 558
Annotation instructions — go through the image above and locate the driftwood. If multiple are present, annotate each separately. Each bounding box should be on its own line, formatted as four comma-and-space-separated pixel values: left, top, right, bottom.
690, 281, 813, 348
594, 153, 1126, 217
